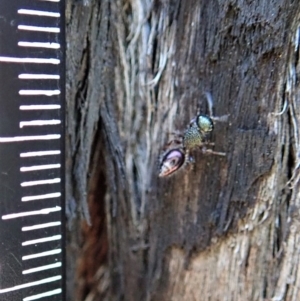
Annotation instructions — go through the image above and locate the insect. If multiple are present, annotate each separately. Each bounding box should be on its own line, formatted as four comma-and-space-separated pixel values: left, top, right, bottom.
183, 114, 214, 150
158, 93, 228, 177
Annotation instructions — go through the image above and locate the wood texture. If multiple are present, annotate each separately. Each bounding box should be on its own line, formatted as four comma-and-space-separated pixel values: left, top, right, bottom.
66, 1, 300, 300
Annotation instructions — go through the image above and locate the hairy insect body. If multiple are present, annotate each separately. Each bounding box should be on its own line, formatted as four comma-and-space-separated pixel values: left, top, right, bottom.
183, 115, 213, 150
183, 124, 204, 149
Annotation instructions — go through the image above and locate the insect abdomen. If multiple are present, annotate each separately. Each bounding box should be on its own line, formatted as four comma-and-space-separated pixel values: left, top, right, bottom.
183, 125, 205, 149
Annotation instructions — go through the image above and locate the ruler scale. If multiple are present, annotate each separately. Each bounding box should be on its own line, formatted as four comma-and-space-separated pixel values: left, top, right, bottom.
0, 0, 65, 300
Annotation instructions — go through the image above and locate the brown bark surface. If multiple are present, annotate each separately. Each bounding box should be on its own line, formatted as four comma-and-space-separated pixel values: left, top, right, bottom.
66, 1, 300, 300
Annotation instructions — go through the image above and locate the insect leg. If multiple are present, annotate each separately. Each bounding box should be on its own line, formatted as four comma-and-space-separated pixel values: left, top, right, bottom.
202, 147, 226, 156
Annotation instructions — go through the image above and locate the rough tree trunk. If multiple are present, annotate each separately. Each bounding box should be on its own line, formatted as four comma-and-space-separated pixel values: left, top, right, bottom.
66, 1, 300, 300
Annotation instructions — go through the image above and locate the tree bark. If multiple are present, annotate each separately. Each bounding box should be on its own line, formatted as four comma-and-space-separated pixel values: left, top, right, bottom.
66, 0, 300, 300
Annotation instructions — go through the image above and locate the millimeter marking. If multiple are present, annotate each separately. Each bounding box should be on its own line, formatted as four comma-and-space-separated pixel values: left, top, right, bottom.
0, 56, 60, 64
22, 249, 62, 260
23, 262, 62, 274
0, 276, 61, 294
22, 192, 61, 202
18, 9, 60, 18
22, 221, 61, 231
0, 134, 60, 143
20, 150, 61, 157
2, 206, 61, 220
19, 90, 61, 96
22, 235, 62, 246
20, 120, 61, 128
20, 164, 61, 172
20, 105, 61, 110
23, 288, 62, 301
19, 74, 60, 79
18, 41, 60, 49
21, 178, 61, 187
18, 25, 60, 33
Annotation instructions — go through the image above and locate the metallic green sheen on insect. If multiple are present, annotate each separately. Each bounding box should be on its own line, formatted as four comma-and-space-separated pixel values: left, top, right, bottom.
183, 115, 213, 150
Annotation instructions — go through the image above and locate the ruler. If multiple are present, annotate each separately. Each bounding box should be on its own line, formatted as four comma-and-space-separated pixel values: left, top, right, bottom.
0, 0, 65, 300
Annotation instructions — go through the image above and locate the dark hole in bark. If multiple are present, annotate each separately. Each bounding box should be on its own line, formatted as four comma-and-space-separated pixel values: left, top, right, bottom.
76, 132, 108, 300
